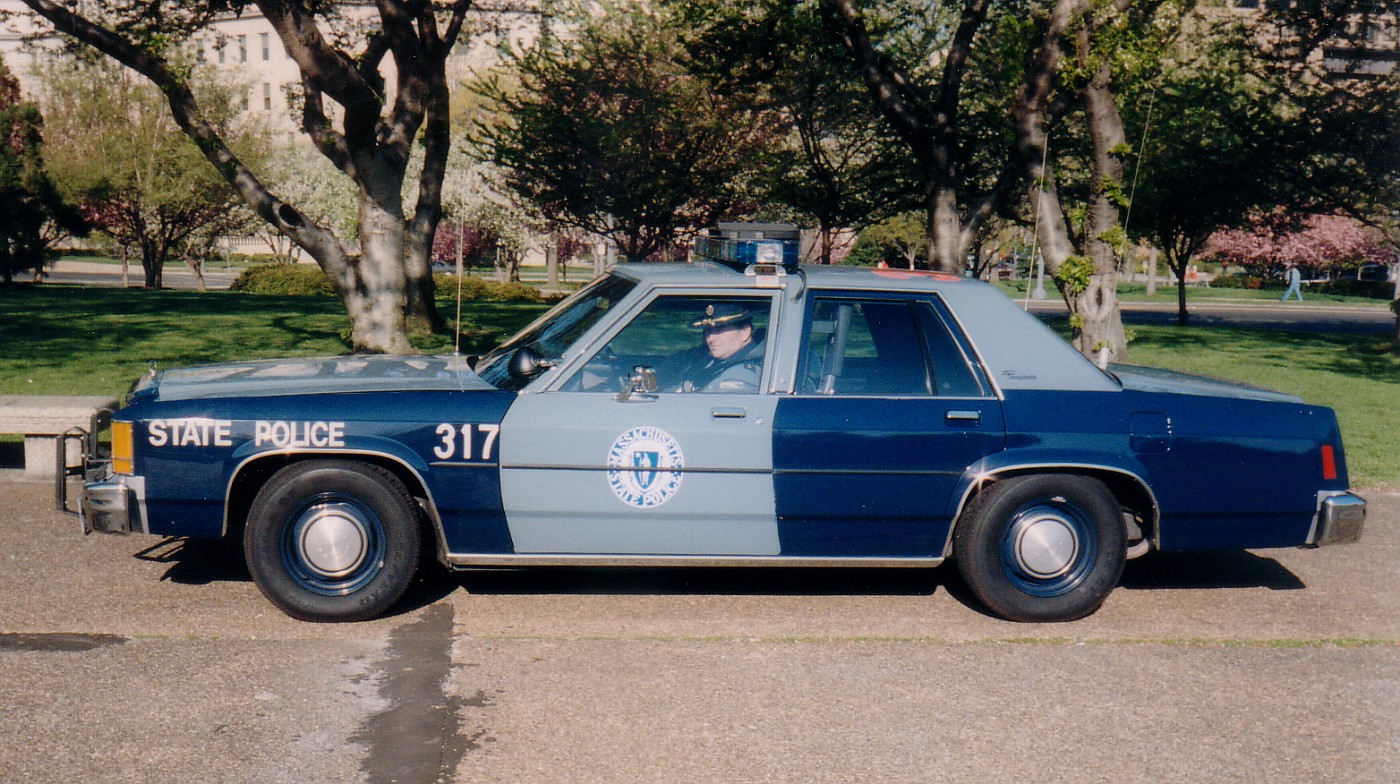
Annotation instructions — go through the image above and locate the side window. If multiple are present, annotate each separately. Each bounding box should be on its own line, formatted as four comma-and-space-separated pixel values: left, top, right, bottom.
801, 297, 984, 397
915, 304, 985, 397
561, 295, 771, 394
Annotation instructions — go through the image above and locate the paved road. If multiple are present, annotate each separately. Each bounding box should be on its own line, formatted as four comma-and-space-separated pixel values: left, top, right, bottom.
1, 477, 1396, 783
39, 260, 242, 291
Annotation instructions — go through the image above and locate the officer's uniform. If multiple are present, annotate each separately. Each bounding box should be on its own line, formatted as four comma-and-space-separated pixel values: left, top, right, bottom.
673, 304, 765, 394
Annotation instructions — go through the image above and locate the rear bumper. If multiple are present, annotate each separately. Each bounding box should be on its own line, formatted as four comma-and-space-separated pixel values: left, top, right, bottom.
1311, 492, 1366, 546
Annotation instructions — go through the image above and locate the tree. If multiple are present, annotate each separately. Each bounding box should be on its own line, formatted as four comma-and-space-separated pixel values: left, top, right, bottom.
822, 0, 1089, 274
0, 55, 83, 283
39, 55, 250, 289
675, 0, 914, 263
475, 1, 780, 260
1209, 213, 1390, 277
21, 0, 479, 352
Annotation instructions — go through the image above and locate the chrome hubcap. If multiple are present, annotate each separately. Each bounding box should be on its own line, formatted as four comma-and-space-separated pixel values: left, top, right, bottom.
295, 504, 370, 579
1012, 513, 1080, 579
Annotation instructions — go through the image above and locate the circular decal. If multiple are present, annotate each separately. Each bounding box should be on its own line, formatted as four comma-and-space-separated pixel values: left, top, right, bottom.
607, 426, 685, 508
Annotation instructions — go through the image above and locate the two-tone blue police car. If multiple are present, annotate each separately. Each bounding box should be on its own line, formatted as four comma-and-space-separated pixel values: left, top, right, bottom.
80, 247, 1366, 623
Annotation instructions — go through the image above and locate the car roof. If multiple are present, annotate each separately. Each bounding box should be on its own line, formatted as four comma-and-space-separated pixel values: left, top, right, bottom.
613, 261, 1119, 393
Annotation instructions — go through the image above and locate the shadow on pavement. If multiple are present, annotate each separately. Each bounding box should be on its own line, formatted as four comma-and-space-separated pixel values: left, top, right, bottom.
136, 537, 250, 584
1121, 550, 1305, 591
454, 565, 946, 597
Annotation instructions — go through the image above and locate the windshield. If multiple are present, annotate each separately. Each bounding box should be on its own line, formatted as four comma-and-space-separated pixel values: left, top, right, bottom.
475, 274, 638, 390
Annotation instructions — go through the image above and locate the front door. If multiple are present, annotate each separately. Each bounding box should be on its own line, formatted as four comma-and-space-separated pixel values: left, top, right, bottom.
499, 292, 781, 555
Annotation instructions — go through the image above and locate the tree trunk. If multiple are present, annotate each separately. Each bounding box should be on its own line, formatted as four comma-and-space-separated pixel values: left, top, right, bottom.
1070, 62, 1128, 361
351, 190, 413, 354
927, 186, 963, 274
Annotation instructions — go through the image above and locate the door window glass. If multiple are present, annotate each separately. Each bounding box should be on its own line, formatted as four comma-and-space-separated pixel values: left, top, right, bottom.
562, 295, 771, 394
801, 297, 983, 396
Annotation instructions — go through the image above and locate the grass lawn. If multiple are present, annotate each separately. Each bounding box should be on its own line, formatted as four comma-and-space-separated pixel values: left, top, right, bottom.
4, 283, 1396, 488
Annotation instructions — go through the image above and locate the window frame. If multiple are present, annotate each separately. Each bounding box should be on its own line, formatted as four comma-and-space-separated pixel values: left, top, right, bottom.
547, 288, 782, 396
794, 291, 992, 399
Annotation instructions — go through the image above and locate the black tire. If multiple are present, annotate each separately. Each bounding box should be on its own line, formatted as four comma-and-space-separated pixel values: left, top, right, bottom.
954, 474, 1125, 623
244, 460, 421, 622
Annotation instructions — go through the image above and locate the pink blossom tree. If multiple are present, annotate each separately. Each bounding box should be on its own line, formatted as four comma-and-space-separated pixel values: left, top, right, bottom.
1208, 213, 1389, 278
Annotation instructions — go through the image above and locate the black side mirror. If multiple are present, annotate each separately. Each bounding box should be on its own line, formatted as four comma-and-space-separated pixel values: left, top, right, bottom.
508, 346, 556, 381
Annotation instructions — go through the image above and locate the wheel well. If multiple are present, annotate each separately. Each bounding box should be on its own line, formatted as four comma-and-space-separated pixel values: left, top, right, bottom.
226, 454, 443, 557
959, 467, 1158, 546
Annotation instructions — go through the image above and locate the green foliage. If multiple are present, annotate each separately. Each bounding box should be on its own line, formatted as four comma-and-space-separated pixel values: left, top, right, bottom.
229, 264, 337, 296
1053, 254, 1095, 296
231, 265, 547, 304
431, 274, 545, 303
0, 56, 85, 283
474, 1, 779, 260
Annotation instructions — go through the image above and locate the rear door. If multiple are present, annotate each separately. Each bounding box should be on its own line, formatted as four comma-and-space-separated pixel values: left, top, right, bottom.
773, 293, 1005, 557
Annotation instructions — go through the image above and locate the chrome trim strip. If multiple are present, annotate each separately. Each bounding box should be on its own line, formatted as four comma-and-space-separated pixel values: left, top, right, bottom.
501, 463, 771, 475
943, 462, 1162, 557
446, 553, 943, 569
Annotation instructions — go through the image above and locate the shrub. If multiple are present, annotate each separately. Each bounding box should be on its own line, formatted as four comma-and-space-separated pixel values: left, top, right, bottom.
432, 273, 544, 303
232, 265, 548, 302
230, 264, 335, 296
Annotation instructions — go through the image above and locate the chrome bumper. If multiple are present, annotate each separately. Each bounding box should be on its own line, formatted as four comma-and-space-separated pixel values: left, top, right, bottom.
1313, 492, 1366, 546
80, 477, 134, 535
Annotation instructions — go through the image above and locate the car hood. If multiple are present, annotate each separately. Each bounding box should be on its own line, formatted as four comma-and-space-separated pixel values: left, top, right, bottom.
134, 354, 497, 402
1109, 364, 1303, 403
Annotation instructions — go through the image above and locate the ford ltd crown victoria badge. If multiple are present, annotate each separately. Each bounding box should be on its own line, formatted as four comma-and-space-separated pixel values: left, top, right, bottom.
78, 248, 1366, 623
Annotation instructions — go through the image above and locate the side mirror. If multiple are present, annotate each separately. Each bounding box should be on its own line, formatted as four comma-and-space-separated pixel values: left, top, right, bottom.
508, 346, 556, 381
617, 366, 658, 402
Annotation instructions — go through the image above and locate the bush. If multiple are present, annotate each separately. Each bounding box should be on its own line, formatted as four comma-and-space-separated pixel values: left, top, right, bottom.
432, 273, 544, 303
230, 264, 336, 296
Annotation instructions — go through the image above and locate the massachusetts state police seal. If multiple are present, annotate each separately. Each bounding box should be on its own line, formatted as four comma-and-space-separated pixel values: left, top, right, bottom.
607, 426, 684, 508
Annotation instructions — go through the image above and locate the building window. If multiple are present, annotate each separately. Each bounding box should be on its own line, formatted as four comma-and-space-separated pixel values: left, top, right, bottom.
239, 34, 247, 63
263, 83, 272, 111
261, 33, 271, 61
218, 42, 226, 64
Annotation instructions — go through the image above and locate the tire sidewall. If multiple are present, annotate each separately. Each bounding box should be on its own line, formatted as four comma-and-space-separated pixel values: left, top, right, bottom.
245, 460, 420, 622
955, 474, 1126, 623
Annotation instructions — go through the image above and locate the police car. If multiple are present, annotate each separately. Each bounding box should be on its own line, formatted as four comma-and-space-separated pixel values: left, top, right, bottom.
79, 241, 1366, 623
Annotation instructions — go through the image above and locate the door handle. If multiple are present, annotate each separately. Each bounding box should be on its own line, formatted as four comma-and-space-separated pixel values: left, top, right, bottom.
712, 407, 747, 419
946, 410, 981, 424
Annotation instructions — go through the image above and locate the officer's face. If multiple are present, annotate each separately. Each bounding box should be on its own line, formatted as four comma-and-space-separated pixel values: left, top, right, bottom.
703, 323, 752, 360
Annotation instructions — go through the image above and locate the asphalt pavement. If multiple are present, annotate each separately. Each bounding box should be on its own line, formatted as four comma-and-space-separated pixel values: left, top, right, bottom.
1, 477, 1396, 783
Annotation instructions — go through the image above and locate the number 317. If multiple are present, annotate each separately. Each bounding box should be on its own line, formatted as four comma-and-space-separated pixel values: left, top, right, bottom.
433, 423, 500, 461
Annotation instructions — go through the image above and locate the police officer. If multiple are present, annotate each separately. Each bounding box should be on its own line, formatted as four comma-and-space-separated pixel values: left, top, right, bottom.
672, 303, 765, 393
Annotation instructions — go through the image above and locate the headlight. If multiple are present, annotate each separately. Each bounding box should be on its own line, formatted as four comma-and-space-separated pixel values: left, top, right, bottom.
112, 421, 134, 475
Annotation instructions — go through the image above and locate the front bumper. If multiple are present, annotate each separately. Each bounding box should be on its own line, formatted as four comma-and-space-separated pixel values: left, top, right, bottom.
79, 474, 142, 536
1312, 492, 1366, 546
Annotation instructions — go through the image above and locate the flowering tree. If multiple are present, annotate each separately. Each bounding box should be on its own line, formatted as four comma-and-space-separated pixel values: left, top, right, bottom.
1208, 214, 1389, 278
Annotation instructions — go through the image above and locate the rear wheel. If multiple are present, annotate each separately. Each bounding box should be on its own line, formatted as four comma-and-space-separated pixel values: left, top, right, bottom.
245, 460, 420, 622
954, 474, 1125, 622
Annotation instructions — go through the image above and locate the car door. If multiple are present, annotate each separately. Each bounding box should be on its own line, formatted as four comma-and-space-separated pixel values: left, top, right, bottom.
772, 293, 1006, 558
498, 291, 782, 556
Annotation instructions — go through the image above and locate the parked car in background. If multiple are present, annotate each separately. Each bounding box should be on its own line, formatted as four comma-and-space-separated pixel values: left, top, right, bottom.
80, 244, 1366, 623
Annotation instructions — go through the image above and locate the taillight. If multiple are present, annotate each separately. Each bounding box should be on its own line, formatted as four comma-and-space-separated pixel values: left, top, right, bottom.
112, 421, 134, 475
1320, 444, 1337, 481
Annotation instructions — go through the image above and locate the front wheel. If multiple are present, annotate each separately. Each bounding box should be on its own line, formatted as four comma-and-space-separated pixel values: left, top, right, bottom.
245, 460, 421, 622
954, 474, 1125, 623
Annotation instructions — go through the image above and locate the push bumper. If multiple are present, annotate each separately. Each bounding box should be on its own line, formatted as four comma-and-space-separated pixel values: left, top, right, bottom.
1312, 492, 1366, 546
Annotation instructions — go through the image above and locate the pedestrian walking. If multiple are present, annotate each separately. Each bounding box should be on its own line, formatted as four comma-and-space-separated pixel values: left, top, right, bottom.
1282, 263, 1304, 302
